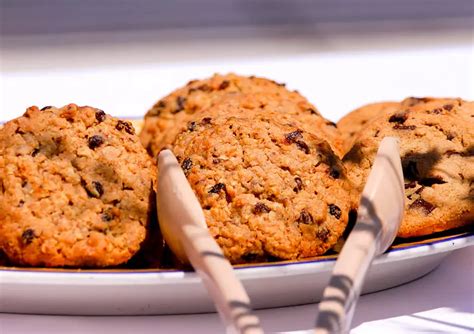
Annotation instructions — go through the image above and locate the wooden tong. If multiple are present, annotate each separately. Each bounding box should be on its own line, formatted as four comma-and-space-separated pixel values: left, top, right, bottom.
315, 137, 405, 333
157, 150, 263, 334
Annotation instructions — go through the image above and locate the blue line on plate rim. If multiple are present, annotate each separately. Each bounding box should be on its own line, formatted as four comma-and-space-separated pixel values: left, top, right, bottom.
1, 232, 472, 275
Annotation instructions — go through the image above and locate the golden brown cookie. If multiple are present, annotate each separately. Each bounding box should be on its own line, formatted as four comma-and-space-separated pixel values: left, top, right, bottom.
193, 92, 344, 157
0, 104, 156, 267
344, 97, 474, 238
337, 101, 400, 155
172, 115, 354, 263
140, 73, 344, 157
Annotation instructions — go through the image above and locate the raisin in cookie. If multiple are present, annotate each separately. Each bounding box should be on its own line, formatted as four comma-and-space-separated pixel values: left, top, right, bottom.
140, 73, 340, 157
344, 97, 474, 238
337, 101, 400, 155
0, 104, 155, 267
171, 115, 354, 264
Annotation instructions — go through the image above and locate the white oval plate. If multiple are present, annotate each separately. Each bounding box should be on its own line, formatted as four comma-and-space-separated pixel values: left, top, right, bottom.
0, 232, 472, 315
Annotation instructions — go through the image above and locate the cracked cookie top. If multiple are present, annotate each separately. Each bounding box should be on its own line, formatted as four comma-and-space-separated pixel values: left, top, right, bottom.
172, 114, 354, 264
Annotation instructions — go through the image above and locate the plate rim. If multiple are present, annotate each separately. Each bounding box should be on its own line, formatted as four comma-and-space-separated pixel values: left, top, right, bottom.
1, 231, 472, 282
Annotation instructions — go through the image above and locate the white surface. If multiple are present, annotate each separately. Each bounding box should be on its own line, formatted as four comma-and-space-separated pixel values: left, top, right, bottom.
1, 246, 472, 334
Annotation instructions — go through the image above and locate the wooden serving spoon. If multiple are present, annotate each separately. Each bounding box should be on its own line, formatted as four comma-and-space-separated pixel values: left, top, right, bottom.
315, 137, 405, 333
157, 149, 263, 334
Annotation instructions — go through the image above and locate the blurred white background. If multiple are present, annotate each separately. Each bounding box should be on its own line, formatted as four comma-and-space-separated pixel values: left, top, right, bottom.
1, 0, 473, 122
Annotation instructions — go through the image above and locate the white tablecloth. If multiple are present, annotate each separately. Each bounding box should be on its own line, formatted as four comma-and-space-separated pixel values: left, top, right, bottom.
1, 21, 473, 334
